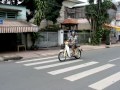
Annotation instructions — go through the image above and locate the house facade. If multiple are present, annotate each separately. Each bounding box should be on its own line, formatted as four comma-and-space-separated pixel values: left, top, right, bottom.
39, 0, 85, 29
57, 0, 91, 30
115, 3, 120, 41
0, 4, 38, 52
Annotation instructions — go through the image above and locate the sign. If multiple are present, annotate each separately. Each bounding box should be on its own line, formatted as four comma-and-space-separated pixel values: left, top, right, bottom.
0, 19, 3, 24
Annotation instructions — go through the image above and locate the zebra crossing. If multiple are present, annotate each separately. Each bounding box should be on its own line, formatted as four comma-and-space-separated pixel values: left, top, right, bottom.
15, 56, 120, 90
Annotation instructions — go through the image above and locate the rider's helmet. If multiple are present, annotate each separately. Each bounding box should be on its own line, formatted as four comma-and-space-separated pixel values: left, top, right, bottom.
71, 30, 75, 36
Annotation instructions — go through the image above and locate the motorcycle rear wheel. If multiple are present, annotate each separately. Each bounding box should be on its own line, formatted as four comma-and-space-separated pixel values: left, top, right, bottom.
75, 49, 81, 59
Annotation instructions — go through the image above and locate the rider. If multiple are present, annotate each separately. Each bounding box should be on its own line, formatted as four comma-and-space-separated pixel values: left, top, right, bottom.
68, 30, 78, 55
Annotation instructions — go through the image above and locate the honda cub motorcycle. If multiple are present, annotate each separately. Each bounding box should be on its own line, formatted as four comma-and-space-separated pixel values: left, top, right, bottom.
58, 41, 82, 62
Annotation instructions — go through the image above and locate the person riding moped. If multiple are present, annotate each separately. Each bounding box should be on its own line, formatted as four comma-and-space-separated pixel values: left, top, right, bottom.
68, 30, 78, 56
58, 30, 81, 61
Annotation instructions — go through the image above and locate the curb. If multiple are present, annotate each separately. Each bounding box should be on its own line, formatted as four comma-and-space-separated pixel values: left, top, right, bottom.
1, 56, 23, 61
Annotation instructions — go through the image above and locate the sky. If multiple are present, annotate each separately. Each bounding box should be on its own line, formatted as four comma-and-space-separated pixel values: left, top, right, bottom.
114, 0, 120, 2
75, 0, 120, 7
78, 0, 120, 3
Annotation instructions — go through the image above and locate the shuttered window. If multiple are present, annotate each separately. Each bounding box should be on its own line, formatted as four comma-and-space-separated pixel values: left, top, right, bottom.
0, 11, 6, 18
7, 12, 16, 19
0, 11, 16, 19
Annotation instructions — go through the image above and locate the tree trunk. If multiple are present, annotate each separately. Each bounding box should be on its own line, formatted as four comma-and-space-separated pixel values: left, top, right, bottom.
14, 0, 18, 5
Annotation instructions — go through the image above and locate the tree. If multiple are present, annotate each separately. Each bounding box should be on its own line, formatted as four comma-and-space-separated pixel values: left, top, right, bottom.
33, 0, 47, 26
33, 0, 64, 26
45, 0, 64, 24
85, 0, 113, 45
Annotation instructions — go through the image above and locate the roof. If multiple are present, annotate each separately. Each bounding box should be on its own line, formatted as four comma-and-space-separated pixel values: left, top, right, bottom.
0, 20, 38, 33
61, 18, 78, 24
0, 7, 21, 12
0, 20, 36, 26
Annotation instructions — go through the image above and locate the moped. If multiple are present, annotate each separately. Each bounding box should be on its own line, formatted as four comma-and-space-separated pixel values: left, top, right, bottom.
58, 41, 82, 62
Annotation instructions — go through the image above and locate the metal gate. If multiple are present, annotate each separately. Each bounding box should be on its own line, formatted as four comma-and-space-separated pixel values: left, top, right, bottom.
35, 32, 58, 48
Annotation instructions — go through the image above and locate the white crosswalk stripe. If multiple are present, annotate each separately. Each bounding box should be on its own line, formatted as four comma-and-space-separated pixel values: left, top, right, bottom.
34, 60, 83, 70
89, 72, 120, 90
48, 61, 99, 75
16, 56, 57, 63
15, 56, 119, 89
24, 59, 58, 66
64, 64, 115, 81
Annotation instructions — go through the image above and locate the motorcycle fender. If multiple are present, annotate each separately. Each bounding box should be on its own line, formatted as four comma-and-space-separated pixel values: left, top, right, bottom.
60, 50, 64, 52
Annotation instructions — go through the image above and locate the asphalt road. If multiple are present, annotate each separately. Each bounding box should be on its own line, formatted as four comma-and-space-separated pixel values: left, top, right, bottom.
0, 47, 120, 90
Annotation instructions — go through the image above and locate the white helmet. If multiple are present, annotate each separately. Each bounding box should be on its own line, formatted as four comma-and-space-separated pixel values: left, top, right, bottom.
71, 31, 75, 35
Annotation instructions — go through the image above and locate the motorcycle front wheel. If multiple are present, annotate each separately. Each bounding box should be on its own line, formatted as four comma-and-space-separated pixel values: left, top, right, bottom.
58, 51, 66, 62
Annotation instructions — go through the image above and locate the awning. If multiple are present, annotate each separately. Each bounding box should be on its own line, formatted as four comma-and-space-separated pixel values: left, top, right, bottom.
0, 20, 38, 33
104, 24, 120, 31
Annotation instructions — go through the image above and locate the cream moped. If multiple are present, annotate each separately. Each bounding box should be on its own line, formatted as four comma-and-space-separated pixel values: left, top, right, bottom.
58, 41, 81, 62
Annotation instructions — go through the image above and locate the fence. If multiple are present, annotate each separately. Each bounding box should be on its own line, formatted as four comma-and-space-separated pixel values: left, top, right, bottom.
64, 32, 91, 44
35, 32, 58, 48
35, 31, 90, 48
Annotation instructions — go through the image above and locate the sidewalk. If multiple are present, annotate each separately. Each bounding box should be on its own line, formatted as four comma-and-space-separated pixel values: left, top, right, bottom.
0, 43, 120, 61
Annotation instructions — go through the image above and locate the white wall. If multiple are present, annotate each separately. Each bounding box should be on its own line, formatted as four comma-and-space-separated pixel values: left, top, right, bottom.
58, 30, 64, 45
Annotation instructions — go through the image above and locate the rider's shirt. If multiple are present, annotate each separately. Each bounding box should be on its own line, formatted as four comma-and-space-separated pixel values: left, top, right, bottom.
69, 35, 78, 44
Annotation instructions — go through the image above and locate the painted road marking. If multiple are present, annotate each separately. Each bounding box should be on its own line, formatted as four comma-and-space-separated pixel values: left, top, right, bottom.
108, 57, 120, 62
16, 56, 57, 63
48, 61, 99, 75
64, 64, 115, 81
24, 59, 58, 66
89, 72, 120, 90
34, 60, 83, 70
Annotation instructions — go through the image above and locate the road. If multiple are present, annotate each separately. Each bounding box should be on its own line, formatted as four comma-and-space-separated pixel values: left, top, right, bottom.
0, 47, 120, 90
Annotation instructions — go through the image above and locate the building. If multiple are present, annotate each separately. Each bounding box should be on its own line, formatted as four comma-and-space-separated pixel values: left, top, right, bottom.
0, 4, 38, 52
57, 0, 90, 30
115, 2, 120, 41
39, 0, 84, 29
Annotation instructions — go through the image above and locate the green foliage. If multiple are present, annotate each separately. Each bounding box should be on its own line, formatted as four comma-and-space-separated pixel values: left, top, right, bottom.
85, 0, 113, 45
31, 32, 44, 48
34, 0, 47, 26
45, 0, 63, 23
34, 0, 64, 26
91, 28, 105, 45
41, 24, 60, 32
88, 0, 94, 4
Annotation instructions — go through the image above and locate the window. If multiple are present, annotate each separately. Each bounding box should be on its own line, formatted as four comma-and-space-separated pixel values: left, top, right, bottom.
0, 11, 17, 19
0, 11, 6, 18
7, 12, 16, 19
65, 7, 86, 19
